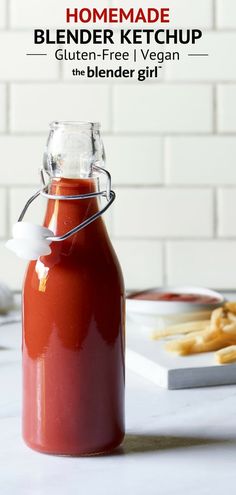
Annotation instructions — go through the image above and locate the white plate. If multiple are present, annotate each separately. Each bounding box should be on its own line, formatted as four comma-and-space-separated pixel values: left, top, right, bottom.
127, 323, 236, 389
126, 286, 224, 331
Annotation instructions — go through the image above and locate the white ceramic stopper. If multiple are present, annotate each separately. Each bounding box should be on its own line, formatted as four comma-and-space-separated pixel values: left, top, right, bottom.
6, 222, 54, 260
12, 222, 53, 240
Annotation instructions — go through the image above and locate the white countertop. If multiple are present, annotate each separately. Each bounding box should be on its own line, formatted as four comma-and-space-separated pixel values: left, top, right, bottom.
1, 319, 236, 495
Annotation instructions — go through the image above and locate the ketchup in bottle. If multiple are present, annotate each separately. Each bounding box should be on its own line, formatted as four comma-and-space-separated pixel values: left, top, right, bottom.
22, 122, 125, 455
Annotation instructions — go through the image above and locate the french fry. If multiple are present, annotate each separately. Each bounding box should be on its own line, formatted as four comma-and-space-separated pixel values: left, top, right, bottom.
222, 322, 236, 335
153, 300, 236, 363
227, 312, 236, 323
166, 333, 234, 356
200, 325, 219, 342
151, 320, 210, 340
225, 302, 236, 315
210, 307, 224, 330
220, 317, 231, 328
215, 346, 236, 364
165, 337, 197, 355
190, 335, 235, 354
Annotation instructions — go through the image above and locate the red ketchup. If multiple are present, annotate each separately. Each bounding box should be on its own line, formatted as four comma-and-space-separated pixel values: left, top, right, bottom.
130, 291, 220, 304
22, 177, 125, 455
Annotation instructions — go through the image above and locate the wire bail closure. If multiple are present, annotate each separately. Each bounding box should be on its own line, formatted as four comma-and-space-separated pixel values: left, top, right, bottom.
18, 165, 115, 242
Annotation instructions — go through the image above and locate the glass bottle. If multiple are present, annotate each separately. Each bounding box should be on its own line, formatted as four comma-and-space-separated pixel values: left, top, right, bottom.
22, 122, 125, 455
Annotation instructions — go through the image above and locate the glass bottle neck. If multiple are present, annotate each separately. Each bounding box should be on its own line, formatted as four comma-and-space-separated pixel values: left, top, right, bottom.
44, 122, 104, 179
44, 177, 102, 239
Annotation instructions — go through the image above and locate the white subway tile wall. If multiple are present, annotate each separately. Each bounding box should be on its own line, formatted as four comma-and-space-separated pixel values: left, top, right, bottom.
10, 84, 111, 133
164, 0, 213, 28
0, 0, 6, 29
217, 85, 236, 133
217, 189, 236, 237
0, 33, 59, 81
166, 137, 236, 185
113, 240, 163, 289
10, 0, 72, 28
167, 242, 236, 289
111, 0, 213, 28
216, 0, 236, 29
104, 136, 163, 185
0, 188, 7, 237
0, 136, 45, 184
113, 188, 213, 238
0, 0, 236, 291
113, 85, 213, 133
0, 84, 6, 131
9, 187, 45, 228
10, 0, 110, 28
166, 33, 236, 82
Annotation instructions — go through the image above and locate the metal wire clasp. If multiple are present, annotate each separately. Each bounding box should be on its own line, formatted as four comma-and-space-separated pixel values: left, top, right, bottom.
18, 165, 115, 242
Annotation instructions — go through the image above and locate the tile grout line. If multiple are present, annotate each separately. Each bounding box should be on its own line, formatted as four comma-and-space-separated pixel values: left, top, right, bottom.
3, 81, 236, 86
111, 236, 236, 242
162, 241, 167, 286
5, 0, 10, 29
163, 137, 168, 185
5, 187, 10, 238
5, 83, 10, 133
109, 84, 114, 134
58, 56, 63, 81
1, 27, 236, 33
3, 131, 236, 137
1, 131, 236, 137
212, 0, 217, 30
214, 187, 220, 238
3, 184, 236, 190
212, 84, 217, 134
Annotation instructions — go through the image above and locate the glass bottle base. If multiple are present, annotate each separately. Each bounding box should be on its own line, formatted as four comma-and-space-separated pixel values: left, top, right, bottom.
23, 432, 125, 457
